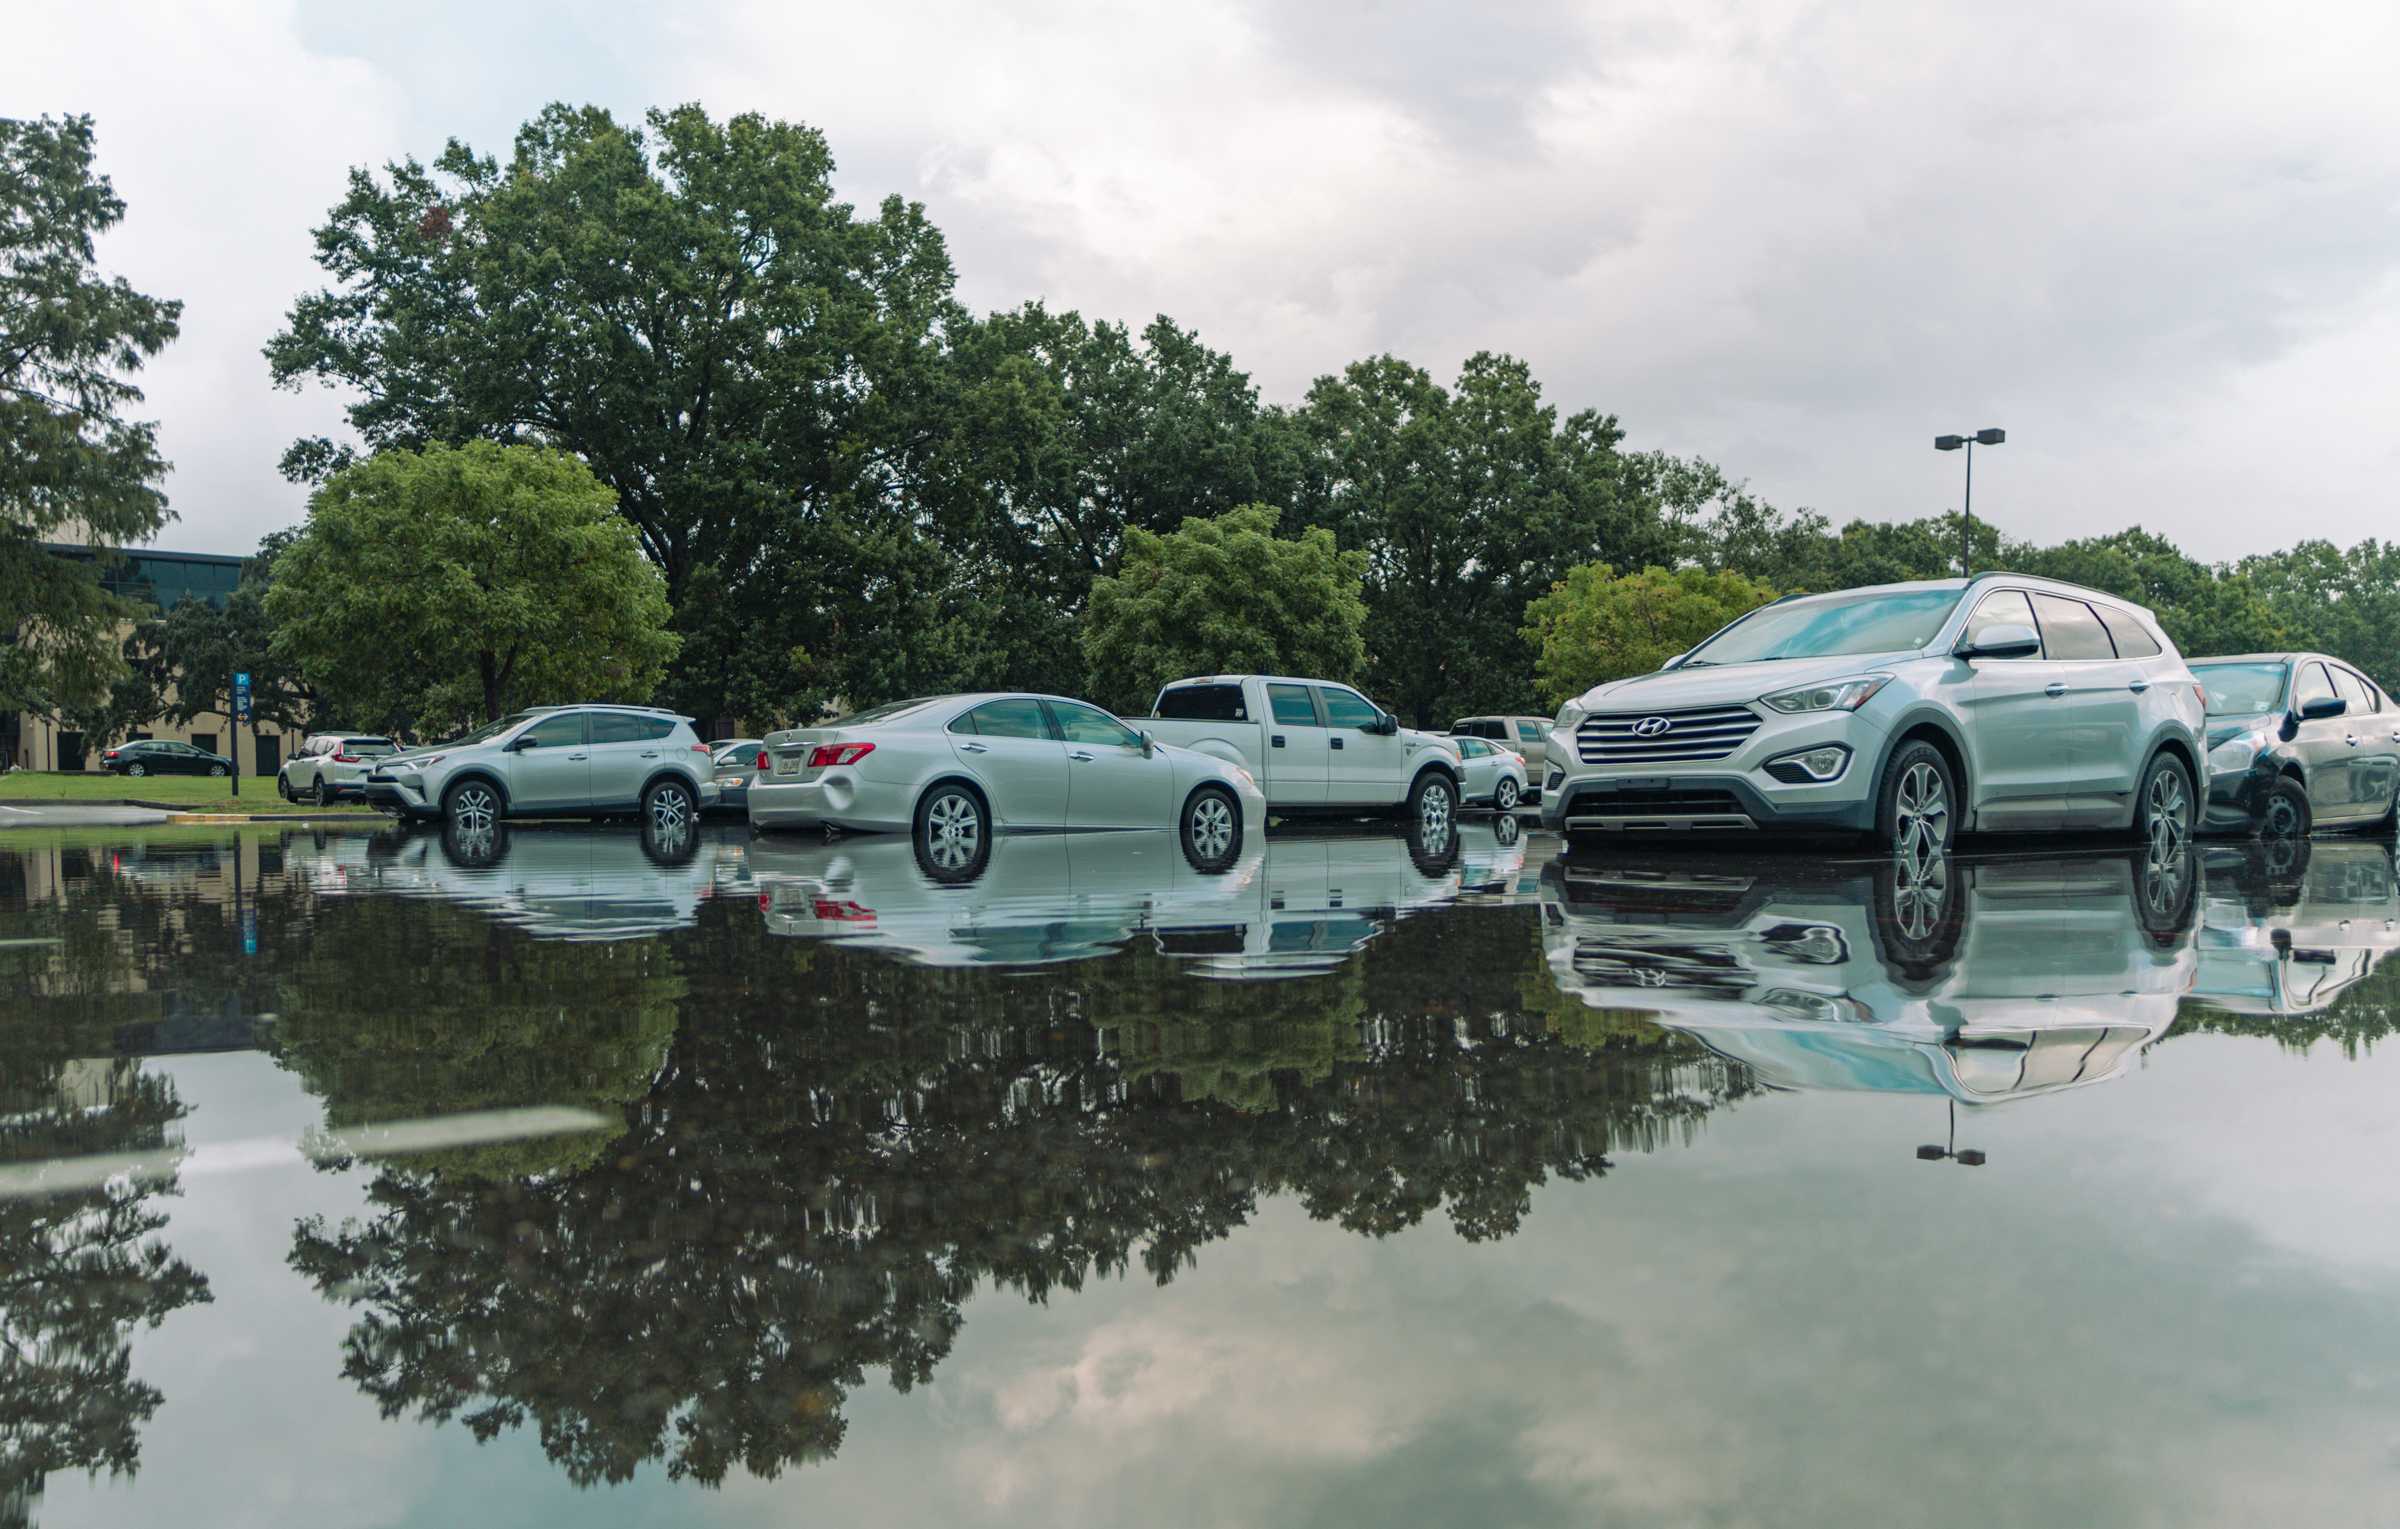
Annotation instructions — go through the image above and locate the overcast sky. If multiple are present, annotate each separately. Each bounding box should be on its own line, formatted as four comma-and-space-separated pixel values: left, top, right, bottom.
8, 0, 2396, 563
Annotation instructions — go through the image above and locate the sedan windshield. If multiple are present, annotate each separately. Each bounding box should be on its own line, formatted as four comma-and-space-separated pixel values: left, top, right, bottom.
828, 697, 942, 728
1686, 588, 1963, 666
2193, 661, 2289, 715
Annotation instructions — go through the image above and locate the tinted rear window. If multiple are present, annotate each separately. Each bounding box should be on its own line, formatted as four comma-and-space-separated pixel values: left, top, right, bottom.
592, 713, 677, 744
1156, 684, 1248, 721
2094, 606, 2163, 659
2030, 594, 2116, 660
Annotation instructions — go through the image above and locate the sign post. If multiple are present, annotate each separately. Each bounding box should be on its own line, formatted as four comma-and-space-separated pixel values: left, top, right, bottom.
232, 671, 251, 799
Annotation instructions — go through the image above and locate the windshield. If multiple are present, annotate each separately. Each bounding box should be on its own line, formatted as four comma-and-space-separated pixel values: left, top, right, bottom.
828, 697, 942, 728
2193, 661, 2289, 715
433, 713, 533, 750
1686, 588, 1962, 666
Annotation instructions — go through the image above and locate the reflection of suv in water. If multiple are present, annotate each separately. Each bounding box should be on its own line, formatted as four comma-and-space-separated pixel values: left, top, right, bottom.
1539, 574, 2205, 854
1538, 844, 2197, 1105
365, 705, 717, 835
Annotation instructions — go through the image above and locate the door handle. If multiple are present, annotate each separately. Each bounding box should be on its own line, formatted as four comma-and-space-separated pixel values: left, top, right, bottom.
2044, 683, 2067, 698
1271, 734, 1286, 748
567, 752, 588, 760
960, 742, 988, 753
1070, 750, 1096, 762
2128, 679, 2149, 693
2346, 735, 2361, 748
639, 751, 660, 759
1331, 737, 1345, 750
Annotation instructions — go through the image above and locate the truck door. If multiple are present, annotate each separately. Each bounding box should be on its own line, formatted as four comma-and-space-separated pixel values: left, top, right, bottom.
1262, 681, 1330, 807
1318, 684, 1403, 805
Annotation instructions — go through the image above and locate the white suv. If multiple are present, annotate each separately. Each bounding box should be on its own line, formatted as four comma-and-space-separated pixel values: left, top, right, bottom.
1538, 574, 2205, 854
364, 704, 718, 835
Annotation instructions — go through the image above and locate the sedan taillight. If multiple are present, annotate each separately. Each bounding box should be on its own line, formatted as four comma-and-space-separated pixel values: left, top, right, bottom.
755, 749, 770, 771
808, 742, 876, 768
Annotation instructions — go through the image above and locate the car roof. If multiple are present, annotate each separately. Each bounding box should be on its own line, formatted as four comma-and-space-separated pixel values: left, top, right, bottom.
522, 702, 691, 718
2188, 652, 2307, 666
1764, 572, 2161, 623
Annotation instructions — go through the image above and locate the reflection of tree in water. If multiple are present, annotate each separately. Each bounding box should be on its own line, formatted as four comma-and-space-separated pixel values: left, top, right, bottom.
290, 898, 1747, 1490
0, 1056, 211, 1527
270, 893, 684, 1178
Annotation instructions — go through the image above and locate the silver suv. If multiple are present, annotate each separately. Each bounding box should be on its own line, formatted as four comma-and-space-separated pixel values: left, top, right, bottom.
364, 704, 718, 835
1538, 574, 2205, 854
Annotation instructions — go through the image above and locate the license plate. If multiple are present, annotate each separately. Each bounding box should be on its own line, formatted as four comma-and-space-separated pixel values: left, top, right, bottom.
775, 756, 801, 776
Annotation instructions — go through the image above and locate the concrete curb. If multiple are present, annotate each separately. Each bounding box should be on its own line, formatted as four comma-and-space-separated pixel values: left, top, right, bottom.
163, 811, 383, 824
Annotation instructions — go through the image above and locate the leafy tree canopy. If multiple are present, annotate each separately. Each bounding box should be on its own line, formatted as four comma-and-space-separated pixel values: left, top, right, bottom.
1522, 563, 1780, 707
263, 441, 677, 730
267, 102, 957, 725
0, 114, 182, 714
1290, 352, 1663, 727
1081, 503, 1368, 715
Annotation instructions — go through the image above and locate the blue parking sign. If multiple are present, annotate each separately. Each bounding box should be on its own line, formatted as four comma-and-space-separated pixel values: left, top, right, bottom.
234, 670, 252, 721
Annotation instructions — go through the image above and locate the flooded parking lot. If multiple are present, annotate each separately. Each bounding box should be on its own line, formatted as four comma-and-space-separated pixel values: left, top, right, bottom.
5, 818, 2399, 1527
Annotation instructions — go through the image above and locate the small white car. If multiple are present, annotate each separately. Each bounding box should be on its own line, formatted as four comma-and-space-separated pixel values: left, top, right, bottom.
748, 692, 1267, 875
280, 732, 400, 804
1453, 735, 1530, 812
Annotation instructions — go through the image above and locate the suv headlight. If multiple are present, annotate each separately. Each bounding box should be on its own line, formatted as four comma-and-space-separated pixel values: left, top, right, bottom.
1554, 700, 1587, 732
2206, 732, 2270, 775
1760, 675, 1893, 714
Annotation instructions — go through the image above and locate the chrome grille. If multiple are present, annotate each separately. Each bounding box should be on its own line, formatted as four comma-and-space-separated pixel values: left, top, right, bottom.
1576, 704, 1760, 765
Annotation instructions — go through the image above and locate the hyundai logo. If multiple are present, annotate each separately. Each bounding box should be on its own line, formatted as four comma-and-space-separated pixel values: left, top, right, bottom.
1631, 716, 1675, 738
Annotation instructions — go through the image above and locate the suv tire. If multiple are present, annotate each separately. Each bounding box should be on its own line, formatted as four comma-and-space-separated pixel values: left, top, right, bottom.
314, 778, 335, 808
1874, 739, 1956, 856
444, 778, 502, 835
642, 777, 696, 839
2127, 751, 2195, 856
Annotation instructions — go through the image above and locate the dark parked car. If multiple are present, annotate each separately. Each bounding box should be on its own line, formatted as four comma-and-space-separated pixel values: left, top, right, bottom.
101, 740, 233, 778
2189, 653, 2400, 838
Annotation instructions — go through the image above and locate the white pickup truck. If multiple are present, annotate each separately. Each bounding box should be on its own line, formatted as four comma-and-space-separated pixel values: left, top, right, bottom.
1140, 674, 1464, 825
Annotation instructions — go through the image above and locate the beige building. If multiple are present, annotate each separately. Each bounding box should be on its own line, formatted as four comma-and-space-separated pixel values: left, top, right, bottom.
4, 545, 300, 776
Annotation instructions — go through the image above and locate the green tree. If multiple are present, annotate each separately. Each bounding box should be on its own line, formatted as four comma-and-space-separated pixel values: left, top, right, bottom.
2018, 527, 2285, 657
264, 442, 677, 729
267, 102, 957, 725
1522, 563, 1779, 707
2240, 539, 2400, 685
1081, 503, 1368, 714
1645, 453, 1835, 588
1291, 353, 1663, 727
0, 115, 183, 715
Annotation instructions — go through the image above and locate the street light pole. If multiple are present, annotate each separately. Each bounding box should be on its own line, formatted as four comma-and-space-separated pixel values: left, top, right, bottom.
1933, 428, 2006, 577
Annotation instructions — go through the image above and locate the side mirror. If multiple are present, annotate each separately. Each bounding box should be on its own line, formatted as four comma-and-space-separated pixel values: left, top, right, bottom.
1371, 712, 1400, 737
1139, 729, 1156, 758
1957, 623, 2041, 660
504, 733, 535, 751
2299, 695, 2348, 721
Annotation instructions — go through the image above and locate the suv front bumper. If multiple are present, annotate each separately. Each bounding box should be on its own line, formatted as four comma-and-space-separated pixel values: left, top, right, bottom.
1538, 710, 1889, 837
364, 771, 435, 819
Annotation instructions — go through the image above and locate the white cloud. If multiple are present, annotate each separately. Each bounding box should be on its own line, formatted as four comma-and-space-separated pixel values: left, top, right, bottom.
0, 0, 405, 556
11, 0, 2398, 563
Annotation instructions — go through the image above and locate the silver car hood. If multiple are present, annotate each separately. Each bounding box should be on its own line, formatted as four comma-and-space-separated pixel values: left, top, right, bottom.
1573, 651, 1922, 712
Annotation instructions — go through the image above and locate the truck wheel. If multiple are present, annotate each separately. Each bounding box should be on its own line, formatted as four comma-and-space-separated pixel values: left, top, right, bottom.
1181, 786, 1242, 870
1408, 772, 1456, 832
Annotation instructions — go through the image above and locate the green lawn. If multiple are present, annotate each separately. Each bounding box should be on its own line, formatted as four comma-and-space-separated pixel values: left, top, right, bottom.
0, 770, 380, 815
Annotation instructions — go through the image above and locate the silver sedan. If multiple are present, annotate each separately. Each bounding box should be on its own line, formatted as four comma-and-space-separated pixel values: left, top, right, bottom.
748, 693, 1268, 873
1453, 735, 1530, 812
